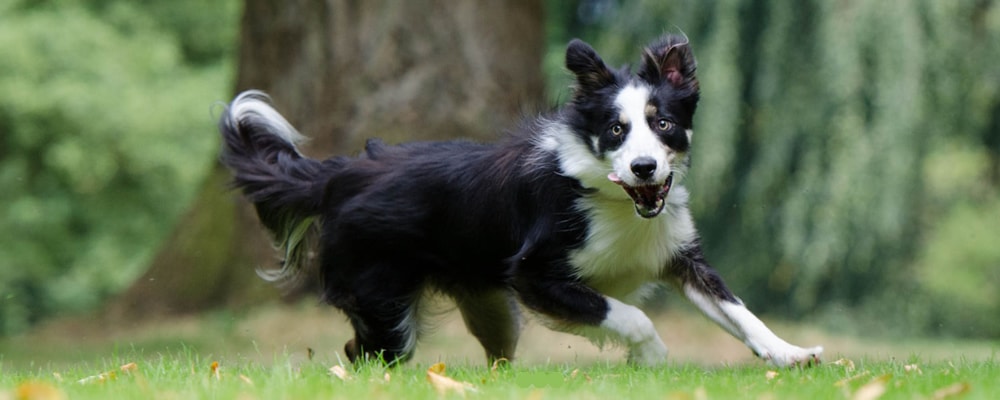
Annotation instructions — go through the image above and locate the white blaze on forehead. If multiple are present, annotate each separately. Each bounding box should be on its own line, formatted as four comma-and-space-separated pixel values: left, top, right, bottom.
614, 85, 651, 125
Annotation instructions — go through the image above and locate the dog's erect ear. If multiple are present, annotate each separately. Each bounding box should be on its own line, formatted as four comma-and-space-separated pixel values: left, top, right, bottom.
566, 39, 615, 94
639, 36, 698, 90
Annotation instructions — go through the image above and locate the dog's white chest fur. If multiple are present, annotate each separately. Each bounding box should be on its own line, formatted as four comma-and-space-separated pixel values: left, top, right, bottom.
569, 187, 697, 302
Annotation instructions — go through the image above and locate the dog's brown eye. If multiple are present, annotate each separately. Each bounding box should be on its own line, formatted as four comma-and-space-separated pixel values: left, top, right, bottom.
657, 119, 673, 131
611, 124, 623, 136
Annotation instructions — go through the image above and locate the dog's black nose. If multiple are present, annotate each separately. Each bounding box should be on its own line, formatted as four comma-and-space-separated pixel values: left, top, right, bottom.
630, 157, 657, 180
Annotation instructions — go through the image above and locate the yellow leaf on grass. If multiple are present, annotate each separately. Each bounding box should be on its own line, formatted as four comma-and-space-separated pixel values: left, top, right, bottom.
831, 358, 856, 372
765, 370, 779, 381
931, 382, 970, 400
210, 361, 221, 380
76, 371, 116, 384
835, 371, 871, 387
14, 381, 66, 400
428, 362, 447, 375
329, 365, 351, 381
120, 362, 138, 373
852, 374, 890, 400
567, 368, 593, 383
694, 387, 708, 400
426, 363, 476, 397
524, 389, 545, 400
903, 364, 922, 375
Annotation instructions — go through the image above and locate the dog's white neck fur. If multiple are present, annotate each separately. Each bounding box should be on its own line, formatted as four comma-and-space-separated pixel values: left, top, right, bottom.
570, 188, 696, 302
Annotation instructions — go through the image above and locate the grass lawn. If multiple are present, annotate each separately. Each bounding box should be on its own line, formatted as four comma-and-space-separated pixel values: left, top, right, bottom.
1, 302, 997, 399
1, 354, 996, 399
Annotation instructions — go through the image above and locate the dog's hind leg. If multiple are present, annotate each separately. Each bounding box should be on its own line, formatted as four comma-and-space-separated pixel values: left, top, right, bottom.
454, 289, 521, 364
663, 240, 824, 367
329, 264, 425, 366
341, 293, 422, 365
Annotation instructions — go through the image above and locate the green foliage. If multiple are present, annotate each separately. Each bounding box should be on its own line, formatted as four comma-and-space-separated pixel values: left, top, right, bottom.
545, 0, 1000, 337
914, 198, 1000, 336
0, 0, 238, 334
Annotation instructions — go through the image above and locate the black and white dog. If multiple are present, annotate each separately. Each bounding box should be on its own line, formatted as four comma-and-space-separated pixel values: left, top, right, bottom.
219, 35, 823, 367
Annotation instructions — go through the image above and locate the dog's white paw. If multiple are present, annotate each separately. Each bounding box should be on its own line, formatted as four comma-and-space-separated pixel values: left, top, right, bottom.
626, 338, 669, 366
760, 344, 823, 368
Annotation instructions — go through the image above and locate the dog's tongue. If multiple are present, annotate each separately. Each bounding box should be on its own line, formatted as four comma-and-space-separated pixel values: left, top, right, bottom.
609, 172, 657, 204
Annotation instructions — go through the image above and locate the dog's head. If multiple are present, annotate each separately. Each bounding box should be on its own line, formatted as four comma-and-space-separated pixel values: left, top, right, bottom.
558, 36, 699, 218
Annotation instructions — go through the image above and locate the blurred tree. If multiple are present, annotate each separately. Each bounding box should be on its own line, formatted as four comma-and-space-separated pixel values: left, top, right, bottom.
0, 0, 235, 334
109, 0, 546, 317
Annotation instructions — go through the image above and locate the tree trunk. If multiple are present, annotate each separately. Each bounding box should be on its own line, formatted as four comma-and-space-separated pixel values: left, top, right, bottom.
108, 0, 544, 319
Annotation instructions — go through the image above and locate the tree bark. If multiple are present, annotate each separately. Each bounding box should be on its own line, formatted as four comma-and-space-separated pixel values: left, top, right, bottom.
108, 0, 545, 319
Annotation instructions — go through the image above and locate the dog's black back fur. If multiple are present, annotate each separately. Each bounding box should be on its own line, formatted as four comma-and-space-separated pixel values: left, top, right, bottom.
220, 95, 603, 362
315, 137, 588, 293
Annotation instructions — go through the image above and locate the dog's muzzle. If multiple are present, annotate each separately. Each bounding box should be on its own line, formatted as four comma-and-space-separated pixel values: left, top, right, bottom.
608, 172, 674, 218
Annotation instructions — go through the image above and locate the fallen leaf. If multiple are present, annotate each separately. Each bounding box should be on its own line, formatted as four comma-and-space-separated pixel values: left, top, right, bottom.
931, 382, 970, 400
835, 371, 871, 387
210, 361, 221, 380
694, 386, 708, 400
120, 362, 138, 373
76, 371, 116, 385
329, 365, 351, 381
75, 375, 100, 385
426, 363, 476, 397
765, 370, 779, 381
665, 391, 693, 400
525, 389, 545, 400
566, 368, 595, 383
852, 374, 890, 400
428, 362, 447, 375
239, 374, 254, 386
14, 381, 66, 400
831, 358, 856, 371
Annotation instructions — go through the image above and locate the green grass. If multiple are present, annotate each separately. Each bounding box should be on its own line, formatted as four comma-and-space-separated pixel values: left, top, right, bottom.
1, 353, 996, 399
1, 304, 998, 399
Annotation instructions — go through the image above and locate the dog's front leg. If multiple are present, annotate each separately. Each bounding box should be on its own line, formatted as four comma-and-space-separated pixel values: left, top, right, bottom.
664, 241, 823, 367
515, 276, 668, 365
600, 296, 669, 365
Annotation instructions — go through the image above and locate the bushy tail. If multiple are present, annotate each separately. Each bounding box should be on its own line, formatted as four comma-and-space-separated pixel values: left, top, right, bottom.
218, 90, 336, 285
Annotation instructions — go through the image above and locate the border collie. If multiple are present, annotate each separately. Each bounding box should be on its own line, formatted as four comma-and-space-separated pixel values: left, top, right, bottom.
218, 35, 823, 367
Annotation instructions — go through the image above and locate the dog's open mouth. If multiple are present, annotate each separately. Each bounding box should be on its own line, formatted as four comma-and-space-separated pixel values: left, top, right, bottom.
607, 172, 674, 218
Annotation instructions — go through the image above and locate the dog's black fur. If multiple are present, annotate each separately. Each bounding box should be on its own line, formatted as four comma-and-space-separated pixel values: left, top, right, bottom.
219, 35, 823, 366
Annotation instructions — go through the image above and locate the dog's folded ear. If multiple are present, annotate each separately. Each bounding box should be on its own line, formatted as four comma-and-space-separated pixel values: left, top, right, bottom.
566, 39, 616, 95
639, 35, 698, 90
